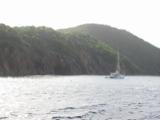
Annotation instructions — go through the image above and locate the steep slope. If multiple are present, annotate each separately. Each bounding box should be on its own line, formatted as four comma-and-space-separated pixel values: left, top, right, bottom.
0, 24, 138, 76
59, 24, 160, 75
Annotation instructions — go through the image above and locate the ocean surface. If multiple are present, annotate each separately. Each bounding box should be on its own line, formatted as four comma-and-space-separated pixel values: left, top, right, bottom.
0, 75, 160, 120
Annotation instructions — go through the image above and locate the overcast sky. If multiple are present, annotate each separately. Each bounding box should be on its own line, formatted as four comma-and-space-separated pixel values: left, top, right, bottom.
0, 0, 160, 48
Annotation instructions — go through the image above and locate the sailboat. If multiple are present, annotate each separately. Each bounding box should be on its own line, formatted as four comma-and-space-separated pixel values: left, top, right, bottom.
109, 51, 125, 79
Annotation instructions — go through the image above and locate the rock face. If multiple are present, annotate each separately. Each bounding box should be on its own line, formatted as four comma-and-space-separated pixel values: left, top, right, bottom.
60, 24, 160, 75
0, 24, 139, 76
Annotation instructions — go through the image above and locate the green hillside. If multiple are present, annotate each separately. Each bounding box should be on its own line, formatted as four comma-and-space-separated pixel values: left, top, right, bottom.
60, 24, 160, 75
0, 24, 138, 76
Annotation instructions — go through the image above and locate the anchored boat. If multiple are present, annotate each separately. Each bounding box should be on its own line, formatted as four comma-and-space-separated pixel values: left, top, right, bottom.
109, 51, 125, 79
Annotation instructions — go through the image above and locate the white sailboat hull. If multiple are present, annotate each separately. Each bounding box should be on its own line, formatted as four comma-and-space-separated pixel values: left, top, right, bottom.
109, 70, 125, 79
110, 72, 125, 79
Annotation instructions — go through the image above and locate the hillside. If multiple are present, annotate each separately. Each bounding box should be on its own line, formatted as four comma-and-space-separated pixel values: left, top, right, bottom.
59, 24, 160, 75
0, 24, 138, 76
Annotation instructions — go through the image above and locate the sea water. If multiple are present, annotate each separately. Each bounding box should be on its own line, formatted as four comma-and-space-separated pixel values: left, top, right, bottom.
0, 75, 160, 120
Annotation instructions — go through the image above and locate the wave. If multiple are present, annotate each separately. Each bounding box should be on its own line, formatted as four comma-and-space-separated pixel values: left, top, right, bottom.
50, 103, 106, 120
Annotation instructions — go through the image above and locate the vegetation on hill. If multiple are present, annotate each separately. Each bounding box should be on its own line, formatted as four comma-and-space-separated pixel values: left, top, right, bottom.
60, 24, 160, 75
0, 24, 139, 76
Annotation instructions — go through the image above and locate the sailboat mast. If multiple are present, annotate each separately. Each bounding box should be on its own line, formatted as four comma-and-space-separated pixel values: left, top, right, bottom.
117, 51, 120, 72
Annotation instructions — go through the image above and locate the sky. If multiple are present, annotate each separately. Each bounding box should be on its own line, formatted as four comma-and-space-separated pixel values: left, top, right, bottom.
0, 0, 160, 48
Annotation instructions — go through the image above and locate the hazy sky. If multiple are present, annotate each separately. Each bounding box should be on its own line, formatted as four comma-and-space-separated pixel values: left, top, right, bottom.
0, 0, 160, 48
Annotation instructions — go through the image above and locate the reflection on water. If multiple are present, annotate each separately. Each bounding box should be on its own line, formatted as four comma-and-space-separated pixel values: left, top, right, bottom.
0, 76, 160, 120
